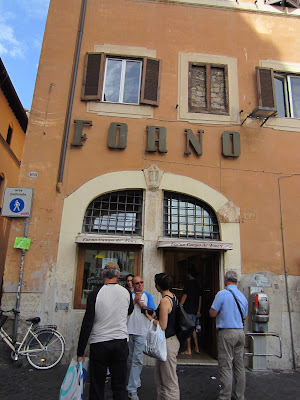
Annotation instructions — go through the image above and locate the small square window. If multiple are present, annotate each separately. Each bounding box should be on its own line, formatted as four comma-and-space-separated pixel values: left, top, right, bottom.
189, 63, 228, 115
178, 53, 239, 125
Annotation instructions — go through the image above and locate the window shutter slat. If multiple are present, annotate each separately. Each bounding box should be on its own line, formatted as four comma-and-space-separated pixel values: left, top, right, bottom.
140, 57, 161, 106
81, 53, 103, 101
256, 67, 276, 110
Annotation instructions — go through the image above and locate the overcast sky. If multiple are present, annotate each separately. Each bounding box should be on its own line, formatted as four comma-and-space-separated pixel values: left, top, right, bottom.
0, 0, 50, 110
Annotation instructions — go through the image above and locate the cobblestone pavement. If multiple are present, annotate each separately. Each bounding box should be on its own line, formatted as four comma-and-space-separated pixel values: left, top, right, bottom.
0, 346, 299, 399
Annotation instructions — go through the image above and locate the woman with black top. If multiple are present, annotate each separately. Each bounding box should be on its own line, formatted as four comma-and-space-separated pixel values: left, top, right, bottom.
145, 273, 180, 400
125, 273, 134, 293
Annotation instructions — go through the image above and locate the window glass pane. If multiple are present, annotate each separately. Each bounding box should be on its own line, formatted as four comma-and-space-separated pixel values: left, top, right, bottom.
123, 61, 141, 104
81, 249, 136, 304
103, 59, 122, 102
274, 77, 287, 117
290, 76, 300, 118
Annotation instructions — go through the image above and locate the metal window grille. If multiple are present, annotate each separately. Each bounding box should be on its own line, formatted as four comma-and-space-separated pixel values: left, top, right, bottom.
83, 190, 143, 235
163, 191, 219, 240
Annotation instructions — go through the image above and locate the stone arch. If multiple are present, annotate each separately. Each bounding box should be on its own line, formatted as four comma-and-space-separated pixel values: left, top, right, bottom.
55, 168, 241, 300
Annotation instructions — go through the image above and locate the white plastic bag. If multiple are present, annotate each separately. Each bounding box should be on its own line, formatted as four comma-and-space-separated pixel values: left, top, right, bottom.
59, 357, 89, 400
143, 320, 167, 362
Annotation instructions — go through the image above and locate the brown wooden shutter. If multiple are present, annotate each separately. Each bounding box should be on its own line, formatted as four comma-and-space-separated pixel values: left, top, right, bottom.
81, 53, 105, 101
256, 67, 276, 110
140, 57, 161, 106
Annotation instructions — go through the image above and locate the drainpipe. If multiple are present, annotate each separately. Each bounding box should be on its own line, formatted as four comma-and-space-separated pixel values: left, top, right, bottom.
278, 175, 297, 370
56, 0, 87, 192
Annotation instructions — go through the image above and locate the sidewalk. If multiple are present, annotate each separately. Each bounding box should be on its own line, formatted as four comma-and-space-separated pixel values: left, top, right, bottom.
0, 352, 299, 400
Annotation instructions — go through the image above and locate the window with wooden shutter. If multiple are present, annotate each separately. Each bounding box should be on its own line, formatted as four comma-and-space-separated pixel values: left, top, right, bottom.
81, 53, 104, 101
82, 53, 161, 106
256, 67, 276, 110
140, 57, 161, 106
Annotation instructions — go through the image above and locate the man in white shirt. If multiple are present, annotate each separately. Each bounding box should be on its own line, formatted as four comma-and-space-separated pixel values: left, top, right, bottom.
127, 276, 155, 400
77, 262, 133, 400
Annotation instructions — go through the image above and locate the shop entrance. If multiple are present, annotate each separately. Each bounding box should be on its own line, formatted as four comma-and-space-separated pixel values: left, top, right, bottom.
164, 249, 220, 363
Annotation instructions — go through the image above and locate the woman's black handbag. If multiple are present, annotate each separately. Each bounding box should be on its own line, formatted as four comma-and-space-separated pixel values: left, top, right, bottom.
175, 301, 195, 341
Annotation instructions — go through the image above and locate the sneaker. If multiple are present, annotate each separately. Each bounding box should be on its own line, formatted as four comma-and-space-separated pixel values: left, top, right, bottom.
128, 392, 139, 400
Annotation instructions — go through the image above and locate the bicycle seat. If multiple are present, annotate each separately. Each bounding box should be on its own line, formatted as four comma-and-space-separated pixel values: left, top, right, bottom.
26, 317, 41, 324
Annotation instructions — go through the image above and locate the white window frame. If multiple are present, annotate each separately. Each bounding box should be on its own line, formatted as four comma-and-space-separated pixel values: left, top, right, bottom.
102, 58, 142, 105
288, 75, 300, 118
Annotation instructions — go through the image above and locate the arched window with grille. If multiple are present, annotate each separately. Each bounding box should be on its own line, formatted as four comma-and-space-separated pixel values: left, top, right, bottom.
83, 190, 143, 236
75, 190, 143, 308
163, 191, 219, 240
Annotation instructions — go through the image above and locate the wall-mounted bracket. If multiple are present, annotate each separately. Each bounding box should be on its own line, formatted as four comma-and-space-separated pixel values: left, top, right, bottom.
241, 107, 277, 127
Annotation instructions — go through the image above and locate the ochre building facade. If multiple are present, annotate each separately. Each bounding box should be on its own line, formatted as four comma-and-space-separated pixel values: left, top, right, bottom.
2, 0, 300, 369
0, 58, 27, 299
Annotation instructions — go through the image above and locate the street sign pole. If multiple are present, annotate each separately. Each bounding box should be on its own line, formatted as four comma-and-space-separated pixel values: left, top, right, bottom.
12, 217, 29, 343
1, 188, 33, 343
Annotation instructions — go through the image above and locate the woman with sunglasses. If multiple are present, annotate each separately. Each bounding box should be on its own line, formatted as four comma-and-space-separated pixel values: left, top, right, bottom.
145, 273, 180, 400
126, 274, 135, 293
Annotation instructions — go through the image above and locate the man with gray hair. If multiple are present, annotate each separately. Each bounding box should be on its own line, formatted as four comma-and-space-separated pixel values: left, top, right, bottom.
77, 262, 133, 399
209, 270, 248, 400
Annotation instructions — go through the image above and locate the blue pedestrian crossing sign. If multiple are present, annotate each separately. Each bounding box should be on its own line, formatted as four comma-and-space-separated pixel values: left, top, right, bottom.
1, 187, 33, 217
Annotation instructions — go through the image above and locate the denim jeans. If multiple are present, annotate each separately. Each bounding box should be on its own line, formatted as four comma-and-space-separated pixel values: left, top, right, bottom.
127, 334, 146, 395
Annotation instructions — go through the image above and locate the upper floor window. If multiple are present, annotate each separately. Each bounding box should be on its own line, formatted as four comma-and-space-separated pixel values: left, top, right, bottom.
6, 125, 13, 145
103, 58, 142, 104
82, 53, 161, 106
274, 73, 300, 118
83, 190, 143, 236
163, 191, 219, 240
189, 63, 228, 115
178, 53, 239, 125
257, 67, 300, 119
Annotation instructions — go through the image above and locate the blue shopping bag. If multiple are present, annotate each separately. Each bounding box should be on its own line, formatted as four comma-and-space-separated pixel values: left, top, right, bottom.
59, 357, 88, 400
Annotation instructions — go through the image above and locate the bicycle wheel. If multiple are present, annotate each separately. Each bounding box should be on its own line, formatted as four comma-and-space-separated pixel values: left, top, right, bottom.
26, 329, 65, 369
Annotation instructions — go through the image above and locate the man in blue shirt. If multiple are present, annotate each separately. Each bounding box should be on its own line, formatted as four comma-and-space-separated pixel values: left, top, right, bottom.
210, 270, 248, 400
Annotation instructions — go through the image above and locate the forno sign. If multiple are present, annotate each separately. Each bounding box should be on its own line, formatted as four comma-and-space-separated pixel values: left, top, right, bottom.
71, 120, 241, 158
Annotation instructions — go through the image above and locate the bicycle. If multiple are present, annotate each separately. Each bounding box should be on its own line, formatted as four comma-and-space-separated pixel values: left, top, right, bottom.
0, 308, 65, 370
